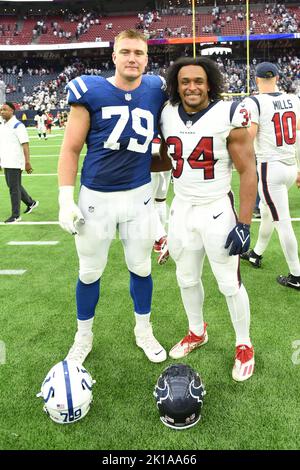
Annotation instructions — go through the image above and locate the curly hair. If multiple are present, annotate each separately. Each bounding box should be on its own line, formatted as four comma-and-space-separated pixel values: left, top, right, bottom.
167, 57, 224, 105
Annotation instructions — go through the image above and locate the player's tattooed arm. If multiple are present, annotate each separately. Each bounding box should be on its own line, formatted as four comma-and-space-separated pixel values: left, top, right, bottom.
227, 127, 257, 225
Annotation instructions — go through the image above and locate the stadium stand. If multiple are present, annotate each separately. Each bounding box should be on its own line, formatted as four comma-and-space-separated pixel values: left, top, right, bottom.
0, 4, 299, 44
0, 1, 299, 107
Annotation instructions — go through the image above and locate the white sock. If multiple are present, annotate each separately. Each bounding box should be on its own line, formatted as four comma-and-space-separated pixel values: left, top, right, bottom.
155, 200, 167, 227
77, 318, 94, 338
254, 203, 274, 256
225, 285, 252, 347
135, 312, 151, 331
154, 209, 166, 242
180, 282, 205, 336
274, 220, 300, 276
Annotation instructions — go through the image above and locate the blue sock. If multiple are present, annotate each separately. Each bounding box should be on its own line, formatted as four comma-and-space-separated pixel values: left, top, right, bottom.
76, 278, 100, 320
129, 271, 153, 314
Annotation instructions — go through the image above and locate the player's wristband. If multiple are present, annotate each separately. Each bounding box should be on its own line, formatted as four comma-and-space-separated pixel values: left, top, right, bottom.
237, 222, 250, 230
59, 185, 75, 204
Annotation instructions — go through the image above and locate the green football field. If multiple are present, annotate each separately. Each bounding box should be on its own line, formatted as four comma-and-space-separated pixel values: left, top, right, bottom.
0, 127, 299, 450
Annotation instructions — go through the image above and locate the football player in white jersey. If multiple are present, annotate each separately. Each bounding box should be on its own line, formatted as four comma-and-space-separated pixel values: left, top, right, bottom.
58, 30, 167, 365
34, 111, 47, 140
151, 136, 172, 264
158, 57, 257, 381
241, 62, 300, 291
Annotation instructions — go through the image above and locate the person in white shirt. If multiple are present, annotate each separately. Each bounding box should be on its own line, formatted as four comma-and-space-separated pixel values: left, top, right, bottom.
241, 62, 300, 291
0, 102, 39, 223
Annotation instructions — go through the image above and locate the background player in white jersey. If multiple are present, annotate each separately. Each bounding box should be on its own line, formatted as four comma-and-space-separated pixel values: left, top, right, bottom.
151, 136, 171, 264
34, 110, 47, 140
58, 30, 167, 364
159, 57, 257, 381
241, 62, 300, 291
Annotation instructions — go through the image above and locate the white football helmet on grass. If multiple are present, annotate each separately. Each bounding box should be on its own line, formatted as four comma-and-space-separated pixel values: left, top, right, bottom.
37, 360, 95, 424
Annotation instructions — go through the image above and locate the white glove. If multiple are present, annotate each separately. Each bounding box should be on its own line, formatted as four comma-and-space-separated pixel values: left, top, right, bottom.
58, 186, 85, 235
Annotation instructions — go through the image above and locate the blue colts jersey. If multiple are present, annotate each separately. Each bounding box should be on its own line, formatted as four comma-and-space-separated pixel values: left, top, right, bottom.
66, 74, 167, 191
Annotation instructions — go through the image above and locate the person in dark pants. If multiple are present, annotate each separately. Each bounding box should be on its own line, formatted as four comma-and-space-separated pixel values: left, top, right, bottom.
0, 102, 39, 223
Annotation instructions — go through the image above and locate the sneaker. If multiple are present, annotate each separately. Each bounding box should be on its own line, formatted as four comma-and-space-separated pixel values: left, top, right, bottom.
157, 238, 169, 265
240, 249, 262, 268
4, 216, 21, 223
276, 273, 300, 291
153, 236, 167, 253
252, 207, 261, 219
65, 332, 93, 364
24, 200, 39, 214
169, 323, 208, 359
232, 344, 255, 382
134, 324, 167, 363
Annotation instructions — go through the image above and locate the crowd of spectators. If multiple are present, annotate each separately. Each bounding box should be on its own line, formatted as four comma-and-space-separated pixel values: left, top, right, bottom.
0, 2, 299, 45
1, 48, 299, 112
258, 3, 299, 34
0, 22, 19, 37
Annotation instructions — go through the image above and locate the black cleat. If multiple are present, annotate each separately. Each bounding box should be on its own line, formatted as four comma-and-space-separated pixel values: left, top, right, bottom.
240, 249, 262, 268
24, 200, 39, 214
4, 216, 21, 223
276, 274, 300, 291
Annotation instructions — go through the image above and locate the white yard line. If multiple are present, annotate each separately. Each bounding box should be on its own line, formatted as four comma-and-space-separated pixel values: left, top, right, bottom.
30, 154, 85, 158
29, 134, 63, 139
0, 173, 81, 176
30, 154, 59, 158
0, 221, 59, 225
7, 241, 59, 245
0, 270, 26, 275
29, 145, 61, 148
251, 218, 300, 222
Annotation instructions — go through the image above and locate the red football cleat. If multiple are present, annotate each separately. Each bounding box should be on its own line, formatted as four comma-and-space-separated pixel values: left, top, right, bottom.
232, 344, 255, 382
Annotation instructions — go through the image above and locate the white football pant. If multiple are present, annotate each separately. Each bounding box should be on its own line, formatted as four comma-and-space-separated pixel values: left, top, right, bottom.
75, 183, 156, 284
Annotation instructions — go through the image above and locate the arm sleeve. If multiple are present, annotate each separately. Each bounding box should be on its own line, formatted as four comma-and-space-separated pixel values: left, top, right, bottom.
66, 76, 91, 109
230, 100, 252, 129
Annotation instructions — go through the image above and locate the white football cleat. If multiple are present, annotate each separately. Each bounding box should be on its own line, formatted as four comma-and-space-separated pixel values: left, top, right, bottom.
169, 323, 208, 359
134, 324, 167, 363
232, 344, 255, 382
65, 332, 93, 364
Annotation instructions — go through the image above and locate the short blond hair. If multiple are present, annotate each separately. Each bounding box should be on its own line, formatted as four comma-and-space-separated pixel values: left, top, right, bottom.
113, 29, 148, 53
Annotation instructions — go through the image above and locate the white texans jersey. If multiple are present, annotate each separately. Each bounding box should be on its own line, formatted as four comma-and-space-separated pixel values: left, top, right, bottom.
34, 114, 47, 130
245, 93, 300, 164
160, 100, 250, 204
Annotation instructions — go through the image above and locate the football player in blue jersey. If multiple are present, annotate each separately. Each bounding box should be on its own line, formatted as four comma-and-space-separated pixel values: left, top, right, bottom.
57, 29, 168, 364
